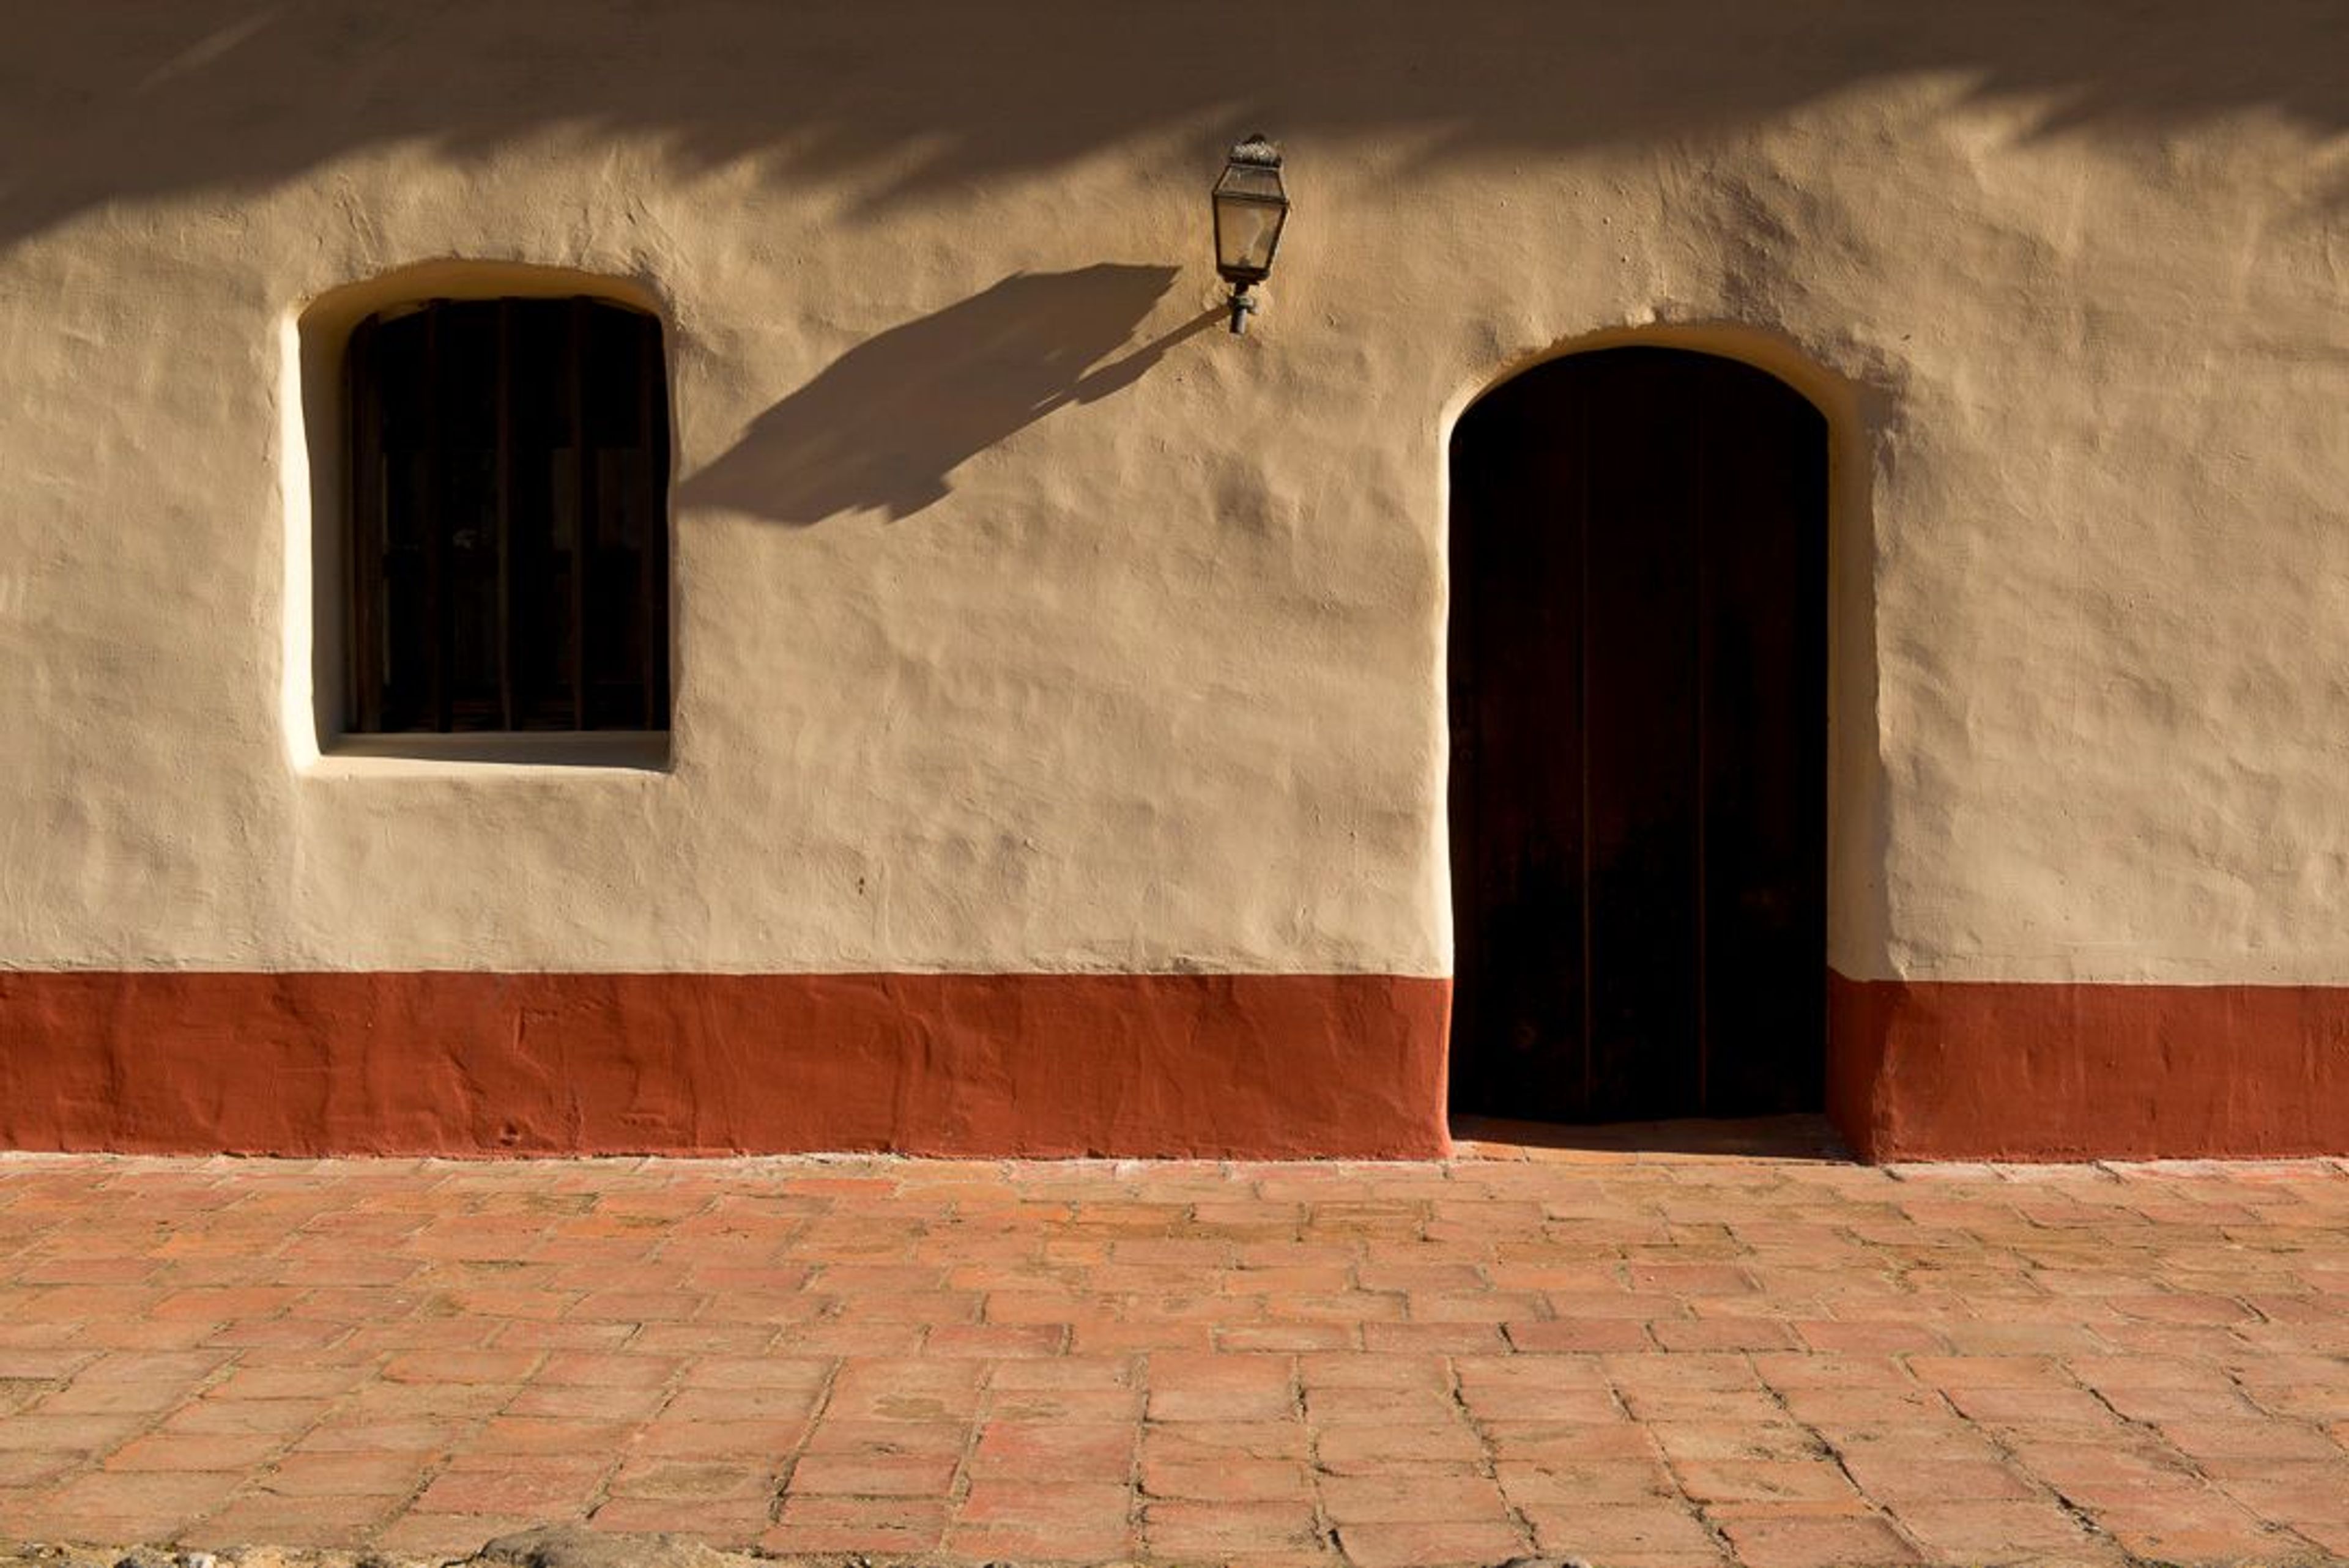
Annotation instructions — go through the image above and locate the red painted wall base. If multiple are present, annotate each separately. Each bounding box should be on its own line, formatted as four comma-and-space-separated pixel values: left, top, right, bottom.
1829, 973, 2349, 1161
0, 972, 1453, 1159
7, 969, 2345, 1161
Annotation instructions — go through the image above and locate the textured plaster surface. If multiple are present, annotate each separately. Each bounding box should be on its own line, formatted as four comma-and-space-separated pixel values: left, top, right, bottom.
1, 4, 2345, 983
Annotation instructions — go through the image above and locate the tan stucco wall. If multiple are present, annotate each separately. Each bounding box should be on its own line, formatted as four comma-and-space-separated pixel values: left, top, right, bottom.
1, 3, 2343, 983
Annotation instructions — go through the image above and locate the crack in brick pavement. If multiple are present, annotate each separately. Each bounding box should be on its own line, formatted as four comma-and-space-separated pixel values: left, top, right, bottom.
0, 1133, 2345, 1567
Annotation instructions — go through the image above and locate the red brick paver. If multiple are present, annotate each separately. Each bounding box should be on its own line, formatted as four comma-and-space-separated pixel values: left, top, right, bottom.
0, 1128, 2345, 1567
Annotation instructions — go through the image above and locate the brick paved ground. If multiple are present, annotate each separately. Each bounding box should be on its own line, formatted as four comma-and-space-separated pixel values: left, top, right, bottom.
1, 1125, 2345, 1568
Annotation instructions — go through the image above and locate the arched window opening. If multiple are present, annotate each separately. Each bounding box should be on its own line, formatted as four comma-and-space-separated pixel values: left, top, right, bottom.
345, 295, 670, 734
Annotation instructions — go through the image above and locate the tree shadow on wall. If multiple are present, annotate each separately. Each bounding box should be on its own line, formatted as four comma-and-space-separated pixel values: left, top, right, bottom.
5, 1, 2346, 248
678, 264, 1218, 526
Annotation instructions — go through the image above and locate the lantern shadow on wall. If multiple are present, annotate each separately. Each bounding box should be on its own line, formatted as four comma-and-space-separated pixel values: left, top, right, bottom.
679, 263, 1219, 527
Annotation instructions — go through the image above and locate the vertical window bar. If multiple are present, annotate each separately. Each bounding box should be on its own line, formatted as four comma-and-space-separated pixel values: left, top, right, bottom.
636, 314, 664, 728
346, 317, 384, 733
423, 301, 450, 733
1692, 396, 1710, 1115
1576, 384, 1595, 1114
495, 301, 516, 731
568, 298, 592, 730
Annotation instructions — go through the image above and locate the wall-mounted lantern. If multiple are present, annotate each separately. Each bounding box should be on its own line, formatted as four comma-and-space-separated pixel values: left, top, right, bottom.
1212, 134, 1290, 334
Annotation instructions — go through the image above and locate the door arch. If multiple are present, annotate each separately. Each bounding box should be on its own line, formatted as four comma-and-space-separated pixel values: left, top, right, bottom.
1448, 346, 1828, 1123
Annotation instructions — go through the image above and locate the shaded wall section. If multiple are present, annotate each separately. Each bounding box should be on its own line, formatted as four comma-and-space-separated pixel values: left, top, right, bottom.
6, 2, 2345, 250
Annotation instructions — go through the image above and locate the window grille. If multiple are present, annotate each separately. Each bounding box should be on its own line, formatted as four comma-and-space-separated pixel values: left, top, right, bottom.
346, 296, 670, 733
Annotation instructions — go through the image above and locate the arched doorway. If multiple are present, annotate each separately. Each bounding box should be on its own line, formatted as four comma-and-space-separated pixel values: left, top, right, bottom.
1449, 346, 1828, 1124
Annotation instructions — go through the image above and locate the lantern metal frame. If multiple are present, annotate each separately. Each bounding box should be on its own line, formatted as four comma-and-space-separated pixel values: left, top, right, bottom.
1211, 134, 1290, 334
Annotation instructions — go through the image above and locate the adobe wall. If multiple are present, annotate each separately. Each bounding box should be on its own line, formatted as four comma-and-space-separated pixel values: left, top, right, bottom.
1, 4, 2343, 1157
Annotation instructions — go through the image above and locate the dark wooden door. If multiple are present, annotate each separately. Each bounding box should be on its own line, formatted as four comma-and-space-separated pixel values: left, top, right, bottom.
1448, 348, 1827, 1123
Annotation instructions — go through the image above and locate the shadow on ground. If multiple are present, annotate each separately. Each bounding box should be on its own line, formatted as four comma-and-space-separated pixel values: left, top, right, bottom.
1452, 1112, 1854, 1161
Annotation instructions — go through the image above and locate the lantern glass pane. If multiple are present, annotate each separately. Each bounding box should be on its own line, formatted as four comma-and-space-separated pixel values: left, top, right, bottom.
1215, 198, 1286, 278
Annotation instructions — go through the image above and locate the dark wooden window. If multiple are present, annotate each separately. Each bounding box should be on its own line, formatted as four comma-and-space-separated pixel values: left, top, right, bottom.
346, 296, 670, 734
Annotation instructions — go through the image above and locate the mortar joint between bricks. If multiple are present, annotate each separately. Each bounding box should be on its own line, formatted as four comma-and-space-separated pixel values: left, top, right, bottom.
2076, 1378, 2339, 1566
765, 1353, 847, 1526
1447, 1348, 1538, 1561
1762, 1360, 1933, 1562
